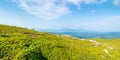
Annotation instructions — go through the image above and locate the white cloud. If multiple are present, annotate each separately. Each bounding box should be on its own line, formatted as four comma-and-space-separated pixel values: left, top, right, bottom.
11, 0, 107, 20
68, 0, 107, 5
11, 0, 71, 20
113, 0, 120, 6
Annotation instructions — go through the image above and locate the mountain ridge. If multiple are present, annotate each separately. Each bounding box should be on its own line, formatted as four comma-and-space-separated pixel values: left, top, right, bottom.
38, 29, 120, 38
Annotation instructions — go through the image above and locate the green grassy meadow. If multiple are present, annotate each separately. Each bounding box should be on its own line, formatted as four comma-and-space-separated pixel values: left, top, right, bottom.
0, 24, 120, 60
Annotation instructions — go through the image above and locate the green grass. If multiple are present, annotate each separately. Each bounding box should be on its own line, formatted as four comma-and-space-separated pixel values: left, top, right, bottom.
0, 24, 120, 60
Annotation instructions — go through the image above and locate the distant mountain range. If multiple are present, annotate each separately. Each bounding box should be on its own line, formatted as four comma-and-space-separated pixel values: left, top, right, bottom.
38, 29, 120, 38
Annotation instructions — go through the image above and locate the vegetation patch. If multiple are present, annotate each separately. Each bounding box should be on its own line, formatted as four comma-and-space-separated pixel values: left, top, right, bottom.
0, 24, 120, 60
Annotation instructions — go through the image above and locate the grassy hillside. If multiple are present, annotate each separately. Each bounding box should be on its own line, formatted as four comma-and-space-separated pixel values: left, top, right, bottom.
0, 24, 120, 60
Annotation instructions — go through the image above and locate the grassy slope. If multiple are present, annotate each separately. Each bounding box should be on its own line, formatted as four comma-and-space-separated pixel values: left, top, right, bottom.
0, 24, 120, 60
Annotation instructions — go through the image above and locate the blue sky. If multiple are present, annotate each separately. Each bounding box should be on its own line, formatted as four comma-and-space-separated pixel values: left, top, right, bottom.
0, 0, 120, 32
